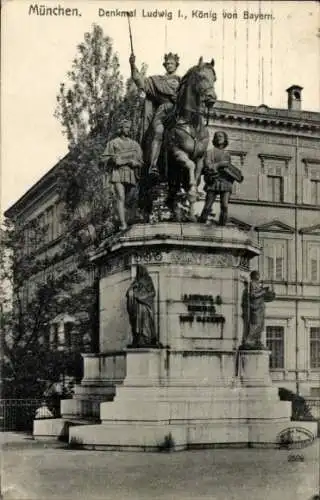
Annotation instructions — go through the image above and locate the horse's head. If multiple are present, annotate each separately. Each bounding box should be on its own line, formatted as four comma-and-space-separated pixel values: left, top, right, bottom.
177, 58, 217, 116
195, 57, 217, 108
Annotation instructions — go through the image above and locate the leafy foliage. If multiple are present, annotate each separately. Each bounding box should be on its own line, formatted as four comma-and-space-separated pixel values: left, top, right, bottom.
55, 25, 147, 245
0, 217, 82, 398
278, 387, 315, 421
55, 24, 123, 146
54, 25, 147, 354
1, 24, 147, 397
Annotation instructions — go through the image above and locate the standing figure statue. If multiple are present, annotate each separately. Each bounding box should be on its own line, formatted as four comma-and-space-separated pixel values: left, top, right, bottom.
241, 270, 276, 349
129, 52, 181, 178
126, 265, 159, 348
199, 131, 243, 226
101, 119, 143, 231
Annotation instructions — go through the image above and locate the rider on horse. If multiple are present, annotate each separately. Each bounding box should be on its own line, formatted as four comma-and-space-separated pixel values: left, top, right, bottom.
129, 52, 181, 177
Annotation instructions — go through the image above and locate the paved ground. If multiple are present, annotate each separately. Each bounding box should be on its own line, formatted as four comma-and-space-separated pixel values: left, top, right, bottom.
1, 433, 319, 500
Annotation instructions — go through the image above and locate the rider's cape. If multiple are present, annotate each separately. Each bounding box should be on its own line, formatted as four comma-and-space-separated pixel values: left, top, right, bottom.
139, 75, 180, 144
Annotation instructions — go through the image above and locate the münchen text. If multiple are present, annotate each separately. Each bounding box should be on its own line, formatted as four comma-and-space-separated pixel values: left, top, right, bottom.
28, 4, 81, 16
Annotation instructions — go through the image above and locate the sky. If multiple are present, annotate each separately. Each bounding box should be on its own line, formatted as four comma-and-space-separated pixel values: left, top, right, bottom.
1, 0, 319, 212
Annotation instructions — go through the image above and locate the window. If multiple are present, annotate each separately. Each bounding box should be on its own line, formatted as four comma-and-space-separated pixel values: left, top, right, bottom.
267, 175, 283, 202
311, 180, 320, 205
310, 327, 320, 369
266, 326, 284, 369
46, 206, 54, 243
53, 203, 64, 240
263, 239, 286, 281
50, 323, 59, 349
266, 255, 283, 281
302, 158, 320, 204
258, 154, 291, 202
64, 323, 74, 350
229, 151, 246, 196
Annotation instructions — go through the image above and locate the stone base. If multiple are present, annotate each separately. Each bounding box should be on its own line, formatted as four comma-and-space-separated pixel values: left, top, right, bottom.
68, 349, 318, 450
69, 420, 317, 451
237, 349, 273, 386
33, 417, 98, 441
60, 351, 126, 420
33, 418, 71, 441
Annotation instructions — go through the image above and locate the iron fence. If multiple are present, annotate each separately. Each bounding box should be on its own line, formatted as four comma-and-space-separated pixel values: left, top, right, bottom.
0, 399, 58, 432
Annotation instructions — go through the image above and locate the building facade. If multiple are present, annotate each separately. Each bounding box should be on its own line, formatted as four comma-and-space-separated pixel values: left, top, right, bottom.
5, 85, 320, 396
4, 155, 90, 353
208, 86, 320, 396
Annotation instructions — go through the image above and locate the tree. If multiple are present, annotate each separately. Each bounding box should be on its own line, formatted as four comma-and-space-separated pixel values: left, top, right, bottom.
0, 217, 80, 398
1, 25, 147, 397
55, 24, 124, 146
55, 24, 147, 243
113, 63, 148, 142
54, 25, 147, 350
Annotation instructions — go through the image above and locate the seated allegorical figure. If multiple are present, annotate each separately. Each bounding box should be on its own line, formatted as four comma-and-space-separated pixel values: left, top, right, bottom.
241, 270, 276, 349
126, 264, 159, 348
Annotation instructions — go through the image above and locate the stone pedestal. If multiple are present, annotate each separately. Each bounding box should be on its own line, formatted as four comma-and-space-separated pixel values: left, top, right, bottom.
34, 223, 317, 446
238, 350, 272, 387
70, 348, 317, 450
60, 352, 126, 420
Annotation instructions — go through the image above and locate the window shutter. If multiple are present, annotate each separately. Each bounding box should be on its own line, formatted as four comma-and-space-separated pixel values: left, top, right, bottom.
258, 173, 268, 201
303, 178, 311, 204
283, 174, 294, 203
263, 241, 274, 280
309, 246, 319, 282
311, 259, 318, 282
275, 242, 285, 280
267, 256, 274, 280
275, 257, 283, 280
230, 154, 243, 196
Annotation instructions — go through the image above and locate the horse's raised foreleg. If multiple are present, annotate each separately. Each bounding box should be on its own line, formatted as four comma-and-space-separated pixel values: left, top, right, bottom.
171, 147, 197, 221
171, 147, 196, 189
195, 157, 204, 186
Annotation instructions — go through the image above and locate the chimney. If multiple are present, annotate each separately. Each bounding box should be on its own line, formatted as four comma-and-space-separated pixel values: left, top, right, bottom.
286, 85, 303, 111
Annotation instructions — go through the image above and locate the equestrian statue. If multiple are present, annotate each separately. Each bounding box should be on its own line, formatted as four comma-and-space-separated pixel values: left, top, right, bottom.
129, 49, 217, 222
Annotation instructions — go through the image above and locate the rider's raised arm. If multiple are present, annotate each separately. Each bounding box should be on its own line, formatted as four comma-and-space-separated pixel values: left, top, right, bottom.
129, 54, 145, 92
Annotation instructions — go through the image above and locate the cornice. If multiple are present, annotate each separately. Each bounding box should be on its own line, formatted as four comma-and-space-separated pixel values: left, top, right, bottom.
258, 153, 292, 162
299, 224, 320, 235
255, 219, 295, 234
228, 150, 247, 166
230, 198, 320, 211
258, 153, 292, 168
227, 216, 252, 232
209, 103, 320, 132
302, 157, 320, 165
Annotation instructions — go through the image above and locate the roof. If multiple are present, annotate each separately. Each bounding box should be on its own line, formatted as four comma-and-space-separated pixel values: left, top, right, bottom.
4, 153, 70, 218
211, 100, 320, 124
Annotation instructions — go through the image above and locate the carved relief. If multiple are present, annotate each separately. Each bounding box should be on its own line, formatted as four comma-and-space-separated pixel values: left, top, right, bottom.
100, 249, 249, 276
170, 251, 239, 267
100, 255, 128, 277
132, 251, 163, 264
239, 255, 250, 269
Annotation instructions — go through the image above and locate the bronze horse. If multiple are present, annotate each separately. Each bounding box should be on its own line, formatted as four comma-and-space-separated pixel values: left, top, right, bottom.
140, 58, 217, 221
